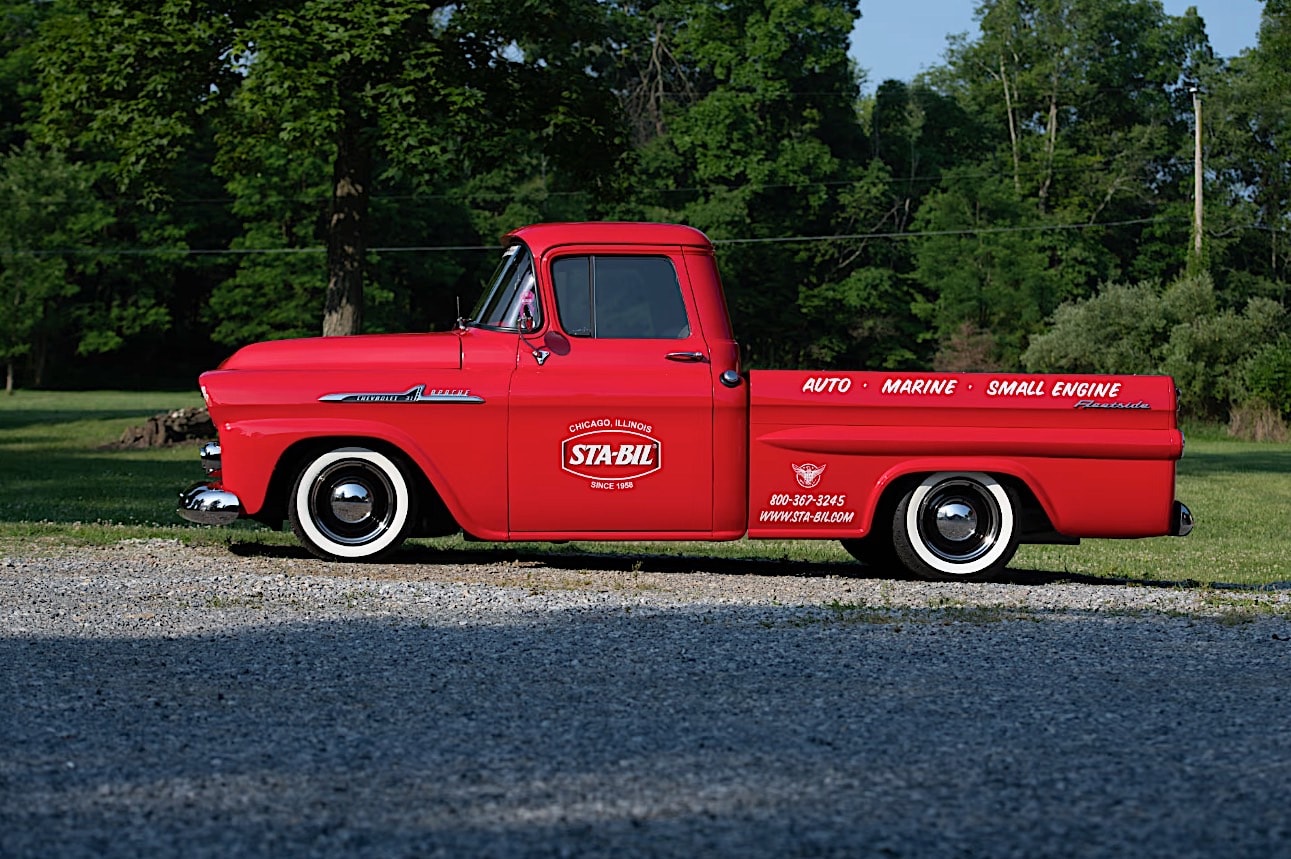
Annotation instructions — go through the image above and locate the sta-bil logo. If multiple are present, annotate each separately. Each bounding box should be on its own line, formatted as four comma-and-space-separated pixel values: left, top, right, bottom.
563, 425, 662, 482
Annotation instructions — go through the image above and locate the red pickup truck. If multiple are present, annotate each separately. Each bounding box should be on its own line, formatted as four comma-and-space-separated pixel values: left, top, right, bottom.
179, 221, 1192, 581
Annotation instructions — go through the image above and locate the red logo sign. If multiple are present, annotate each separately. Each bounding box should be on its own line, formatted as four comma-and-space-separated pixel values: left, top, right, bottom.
562, 429, 662, 481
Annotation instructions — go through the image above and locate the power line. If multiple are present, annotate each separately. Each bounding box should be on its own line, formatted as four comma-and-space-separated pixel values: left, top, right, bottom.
0, 215, 1201, 257
7, 156, 1199, 208
712, 217, 1179, 245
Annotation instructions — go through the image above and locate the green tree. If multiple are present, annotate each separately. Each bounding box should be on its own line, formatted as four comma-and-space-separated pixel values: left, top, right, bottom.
0, 0, 52, 151
912, 168, 1072, 366
34, 0, 622, 338
0, 144, 112, 391
609, 0, 924, 368
866, 80, 986, 228
906, 0, 1211, 366
1207, 0, 1291, 295
206, 142, 332, 346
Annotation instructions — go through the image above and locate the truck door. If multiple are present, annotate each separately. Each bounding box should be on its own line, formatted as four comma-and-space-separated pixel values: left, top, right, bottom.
507, 250, 716, 535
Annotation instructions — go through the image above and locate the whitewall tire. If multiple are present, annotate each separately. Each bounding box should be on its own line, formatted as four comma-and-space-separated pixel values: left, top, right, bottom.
289, 447, 414, 560
892, 472, 1017, 581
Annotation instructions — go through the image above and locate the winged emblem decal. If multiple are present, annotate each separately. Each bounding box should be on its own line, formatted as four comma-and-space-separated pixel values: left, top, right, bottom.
792, 462, 827, 488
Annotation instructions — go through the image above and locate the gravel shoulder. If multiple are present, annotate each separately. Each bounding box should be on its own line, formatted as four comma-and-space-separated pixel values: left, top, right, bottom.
3, 540, 1290, 858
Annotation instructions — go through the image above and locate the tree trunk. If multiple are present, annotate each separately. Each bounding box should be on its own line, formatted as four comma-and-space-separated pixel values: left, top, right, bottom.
1037, 90, 1059, 212
322, 107, 372, 337
999, 56, 1020, 194
5, 360, 12, 395
32, 330, 46, 388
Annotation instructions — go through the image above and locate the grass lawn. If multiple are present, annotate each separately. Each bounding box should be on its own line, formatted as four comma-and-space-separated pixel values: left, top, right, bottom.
1, 389, 1287, 587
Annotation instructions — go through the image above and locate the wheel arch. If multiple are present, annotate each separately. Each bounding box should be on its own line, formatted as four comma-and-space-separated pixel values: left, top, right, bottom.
864, 460, 1058, 542
261, 436, 459, 537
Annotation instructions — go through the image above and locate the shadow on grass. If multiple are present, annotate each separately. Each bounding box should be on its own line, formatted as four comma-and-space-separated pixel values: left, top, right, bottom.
225, 538, 1291, 591
0, 407, 183, 432
1177, 445, 1291, 476
0, 449, 195, 525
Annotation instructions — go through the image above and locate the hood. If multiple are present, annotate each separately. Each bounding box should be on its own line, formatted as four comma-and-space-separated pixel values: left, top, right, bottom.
219, 332, 463, 372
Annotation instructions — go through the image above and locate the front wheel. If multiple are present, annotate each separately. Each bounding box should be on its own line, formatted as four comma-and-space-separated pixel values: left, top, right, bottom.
289, 447, 416, 561
891, 472, 1017, 582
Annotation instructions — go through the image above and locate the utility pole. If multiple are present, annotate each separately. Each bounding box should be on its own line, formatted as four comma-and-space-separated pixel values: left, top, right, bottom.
1190, 85, 1204, 264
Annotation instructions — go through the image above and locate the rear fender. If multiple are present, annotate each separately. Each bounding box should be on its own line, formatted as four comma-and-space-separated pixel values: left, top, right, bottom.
862, 457, 1058, 538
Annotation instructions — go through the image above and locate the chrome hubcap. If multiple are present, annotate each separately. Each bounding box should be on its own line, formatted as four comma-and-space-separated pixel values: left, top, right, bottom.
918, 480, 1001, 564
309, 460, 396, 546
934, 501, 977, 542
330, 482, 373, 524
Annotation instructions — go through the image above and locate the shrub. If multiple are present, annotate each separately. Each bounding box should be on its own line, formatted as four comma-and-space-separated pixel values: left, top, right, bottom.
1025, 274, 1289, 422
1243, 338, 1291, 418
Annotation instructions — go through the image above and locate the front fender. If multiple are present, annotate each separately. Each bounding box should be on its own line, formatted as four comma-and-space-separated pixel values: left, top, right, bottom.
218, 417, 507, 539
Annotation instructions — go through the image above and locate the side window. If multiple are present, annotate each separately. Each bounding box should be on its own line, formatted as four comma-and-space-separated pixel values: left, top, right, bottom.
552, 257, 593, 336
552, 255, 690, 339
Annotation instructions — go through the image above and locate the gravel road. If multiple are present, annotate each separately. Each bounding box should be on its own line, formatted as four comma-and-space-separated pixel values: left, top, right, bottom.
3, 539, 1290, 858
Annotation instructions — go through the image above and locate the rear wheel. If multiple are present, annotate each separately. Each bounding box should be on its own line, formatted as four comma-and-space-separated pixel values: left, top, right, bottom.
289, 447, 415, 561
891, 472, 1017, 582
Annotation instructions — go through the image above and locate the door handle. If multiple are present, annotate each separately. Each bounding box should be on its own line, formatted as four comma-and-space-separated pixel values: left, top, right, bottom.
665, 351, 707, 363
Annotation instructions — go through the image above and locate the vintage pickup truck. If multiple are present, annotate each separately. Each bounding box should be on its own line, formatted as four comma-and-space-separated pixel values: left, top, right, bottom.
179, 221, 1192, 581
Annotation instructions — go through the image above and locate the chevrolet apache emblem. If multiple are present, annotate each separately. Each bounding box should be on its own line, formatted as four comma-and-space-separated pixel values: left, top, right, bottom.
320, 385, 483, 404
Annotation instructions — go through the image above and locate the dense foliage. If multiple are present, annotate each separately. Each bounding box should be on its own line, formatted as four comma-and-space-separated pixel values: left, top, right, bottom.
0, 0, 1287, 424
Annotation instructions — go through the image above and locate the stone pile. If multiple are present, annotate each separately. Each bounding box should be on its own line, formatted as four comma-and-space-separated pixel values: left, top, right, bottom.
115, 407, 215, 448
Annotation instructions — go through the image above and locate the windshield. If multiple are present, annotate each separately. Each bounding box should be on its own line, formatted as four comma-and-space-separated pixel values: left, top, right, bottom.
470, 242, 540, 331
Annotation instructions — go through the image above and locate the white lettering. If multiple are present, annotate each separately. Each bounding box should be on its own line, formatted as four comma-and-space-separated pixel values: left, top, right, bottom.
570, 417, 656, 434
802, 376, 852, 394
568, 418, 613, 434
986, 379, 1047, 397
614, 418, 653, 434
881, 377, 958, 396
612, 444, 656, 466
1052, 381, 1122, 399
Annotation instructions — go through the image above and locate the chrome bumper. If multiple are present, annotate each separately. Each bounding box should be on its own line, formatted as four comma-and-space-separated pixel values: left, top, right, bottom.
178, 482, 243, 526
1172, 501, 1194, 537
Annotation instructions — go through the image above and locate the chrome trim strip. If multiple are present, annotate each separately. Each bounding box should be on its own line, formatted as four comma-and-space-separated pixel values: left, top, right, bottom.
178, 482, 243, 526
319, 384, 484, 404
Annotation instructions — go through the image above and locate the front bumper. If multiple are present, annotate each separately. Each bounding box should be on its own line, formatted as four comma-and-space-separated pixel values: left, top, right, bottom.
178, 482, 243, 526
